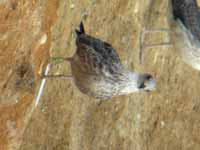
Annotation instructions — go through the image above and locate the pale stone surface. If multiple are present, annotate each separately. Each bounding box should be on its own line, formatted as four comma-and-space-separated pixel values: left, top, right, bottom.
0, 0, 200, 150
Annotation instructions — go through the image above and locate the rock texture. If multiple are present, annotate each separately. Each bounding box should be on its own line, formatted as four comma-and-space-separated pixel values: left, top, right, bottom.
0, 0, 200, 150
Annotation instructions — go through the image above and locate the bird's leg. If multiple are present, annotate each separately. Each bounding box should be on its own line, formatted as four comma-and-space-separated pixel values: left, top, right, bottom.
42, 74, 73, 80
35, 64, 72, 107
50, 57, 72, 63
41, 57, 73, 80
139, 28, 173, 64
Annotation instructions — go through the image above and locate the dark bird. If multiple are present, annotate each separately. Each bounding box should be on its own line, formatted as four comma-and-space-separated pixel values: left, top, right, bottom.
46, 22, 156, 99
171, 0, 200, 70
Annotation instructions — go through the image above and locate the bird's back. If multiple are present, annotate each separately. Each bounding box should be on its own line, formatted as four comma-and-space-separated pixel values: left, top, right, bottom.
73, 22, 123, 77
172, 0, 200, 41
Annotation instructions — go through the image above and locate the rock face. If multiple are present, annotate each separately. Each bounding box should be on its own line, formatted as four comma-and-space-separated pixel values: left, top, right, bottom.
0, 0, 200, 150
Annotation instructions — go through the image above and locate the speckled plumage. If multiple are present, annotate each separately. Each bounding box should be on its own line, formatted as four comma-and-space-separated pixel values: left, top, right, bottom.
171, 0, 200, 70
69, 22, 156, 99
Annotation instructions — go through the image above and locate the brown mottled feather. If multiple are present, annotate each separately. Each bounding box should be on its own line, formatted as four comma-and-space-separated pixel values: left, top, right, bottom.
172, 0, 200, 40
70, 22, 156, 99
75, 32, 122, 76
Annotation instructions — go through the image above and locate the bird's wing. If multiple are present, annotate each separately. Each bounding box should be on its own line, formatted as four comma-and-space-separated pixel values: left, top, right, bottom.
76, 34, 123, 76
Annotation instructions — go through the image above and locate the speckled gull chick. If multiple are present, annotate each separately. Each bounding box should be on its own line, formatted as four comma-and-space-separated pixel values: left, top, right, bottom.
171, 0, 200, 70
48, 22, 156, 99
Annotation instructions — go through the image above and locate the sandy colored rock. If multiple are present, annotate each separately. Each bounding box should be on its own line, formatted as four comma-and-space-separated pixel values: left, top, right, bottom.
0, 0, 200, 150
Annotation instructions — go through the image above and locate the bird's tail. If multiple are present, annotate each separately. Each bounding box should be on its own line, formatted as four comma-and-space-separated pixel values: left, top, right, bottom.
75, 21, 85, 36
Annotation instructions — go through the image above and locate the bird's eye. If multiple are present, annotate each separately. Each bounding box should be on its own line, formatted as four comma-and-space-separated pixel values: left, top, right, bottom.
146, 74, 152, 80
138, 82, 145, 89
104, 42, 111, 47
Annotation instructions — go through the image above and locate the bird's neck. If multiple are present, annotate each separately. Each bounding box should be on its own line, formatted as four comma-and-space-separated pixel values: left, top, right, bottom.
118, 71, 140, 95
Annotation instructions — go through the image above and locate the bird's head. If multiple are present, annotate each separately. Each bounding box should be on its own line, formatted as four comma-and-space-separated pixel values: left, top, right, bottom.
119, 71, 156, 95
137, 73, 156, 92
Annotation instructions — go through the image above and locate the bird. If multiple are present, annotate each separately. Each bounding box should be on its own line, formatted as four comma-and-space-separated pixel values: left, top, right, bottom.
170, 0, 200, 70
45, 22, 156, 99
